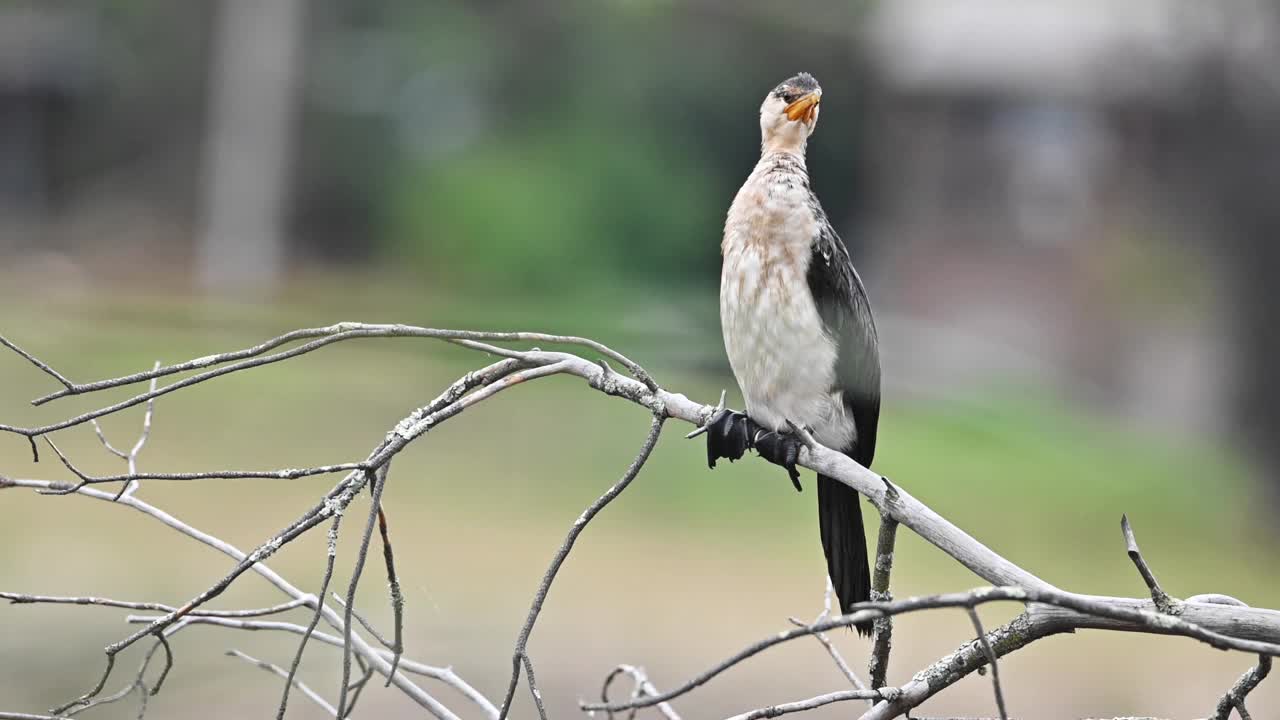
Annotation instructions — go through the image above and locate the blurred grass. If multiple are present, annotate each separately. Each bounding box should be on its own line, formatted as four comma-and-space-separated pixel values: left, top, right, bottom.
1, 272, 1276, 717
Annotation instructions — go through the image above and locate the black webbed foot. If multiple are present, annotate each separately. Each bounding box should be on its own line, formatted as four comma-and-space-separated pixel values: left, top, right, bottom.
754, 429, 804, 492
705, 410, 753, 469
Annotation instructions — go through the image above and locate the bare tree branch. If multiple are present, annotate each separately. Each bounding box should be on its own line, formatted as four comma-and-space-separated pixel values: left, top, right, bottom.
277, 515, 343, 720
376, 506, 406, 682
600, 665, 681, 720
725, 690, 884, 720
27, 357, 538, 717
869, 477, 901, 690
499, 413, 666, 720
858, 612, 1056, 720
0, 333, 74, 390
227, 650, 337, 717
3, 351, 536, 720
583, 585, 1280, 715
37, 441, 368, 494
1211, 655, 1272, 720
60, 618, 186, 720
12, 323, 1275, 654
22, 324, 656, 408
336, 464, 391, 717
344, 655, 376, 717
86, 360, 160, 498
1, 593, 308, 618
50, 490, 339, 714
331, 594, 396, 653
126, 614, 498, 716
6, 325, 1280, 720
1121, 514, 1176, 614
0, 478, 486, 719
787, 580, 869, 696
966, 608, 1009, 720
522, 655, 549, 720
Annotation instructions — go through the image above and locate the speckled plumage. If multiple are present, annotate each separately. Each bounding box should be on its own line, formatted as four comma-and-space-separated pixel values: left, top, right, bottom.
721, 152, 853, 448
718, 74, 881, 623
720, 146, 880, 463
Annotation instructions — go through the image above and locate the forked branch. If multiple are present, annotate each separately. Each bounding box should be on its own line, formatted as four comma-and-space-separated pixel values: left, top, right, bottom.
1, 323, 1276, 720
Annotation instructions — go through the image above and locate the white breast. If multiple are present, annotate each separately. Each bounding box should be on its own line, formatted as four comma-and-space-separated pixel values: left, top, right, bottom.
719, 158, 855, 450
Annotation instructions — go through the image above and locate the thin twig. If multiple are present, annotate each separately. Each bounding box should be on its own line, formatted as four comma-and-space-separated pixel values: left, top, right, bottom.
0, 333, 74, 389
148, 633, 173, 696
38, 434, 366, 495
869, 477, 900, 689
126, 613, 496, 715
4, 359, 526, 719
1121, 514, 1176, 614
62, 682, 134, 719
966, 608, 1009, 720
21, 324, 656, 407
499, 413, 665, 720
129, 364, 161, 462
582, 585, 1280, 714
684, 389, 727, 439
277, 516, 342, 720
228, 650, 337, 717
44, 357, 540, 716
1211, 655, 1272, 720
522, 655, 549, 720
336, 463, 391, 717
344, 654, 376, 717
89, 420, 129, 461
857, 612, 1056, 720
81, 360, 161, 498
1, 593, 308, 618
65, 621, 184, 719
9, 326, 1280, 720
330, 594, 395, 651
377, 506, 405, 682
51, 492, 346, 715
601, 665, 681, 720
787, 579, 868, 695
16, 322, 1280, 652
2, 474, 471, 719
724, 690, 884, 720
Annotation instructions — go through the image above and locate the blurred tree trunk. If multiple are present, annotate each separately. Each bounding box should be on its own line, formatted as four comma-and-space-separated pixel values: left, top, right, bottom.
197, 0, 305, 293
0, 97, 48, 243
1189, 5, 1280, 502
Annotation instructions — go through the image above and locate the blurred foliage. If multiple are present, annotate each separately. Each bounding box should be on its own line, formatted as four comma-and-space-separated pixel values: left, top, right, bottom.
387, 127, 718, 291
20, 0, 870, 291
295, 0, 871, 292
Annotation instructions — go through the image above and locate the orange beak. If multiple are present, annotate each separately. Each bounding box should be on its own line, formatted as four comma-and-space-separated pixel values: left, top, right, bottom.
784, 90, 821, 123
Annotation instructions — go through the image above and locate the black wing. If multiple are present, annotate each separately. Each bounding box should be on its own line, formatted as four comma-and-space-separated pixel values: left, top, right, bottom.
806, 207, 881, 467
808, 204, 881, 624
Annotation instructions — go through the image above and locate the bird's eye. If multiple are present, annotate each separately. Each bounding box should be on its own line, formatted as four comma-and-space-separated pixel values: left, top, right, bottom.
780, 91, 800, 103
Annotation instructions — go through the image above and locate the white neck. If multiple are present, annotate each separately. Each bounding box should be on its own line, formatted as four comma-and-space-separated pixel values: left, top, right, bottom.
761, 133, 808, 158
759, 142, 808, 165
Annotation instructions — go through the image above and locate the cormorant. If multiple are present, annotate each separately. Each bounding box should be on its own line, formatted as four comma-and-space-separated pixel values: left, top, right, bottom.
706, 72, 881, 634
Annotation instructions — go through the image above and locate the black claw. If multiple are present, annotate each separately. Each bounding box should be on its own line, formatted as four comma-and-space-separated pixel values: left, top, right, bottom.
706, 410, 752, 469
706, 412, 805, 492
755, 431, 803, 492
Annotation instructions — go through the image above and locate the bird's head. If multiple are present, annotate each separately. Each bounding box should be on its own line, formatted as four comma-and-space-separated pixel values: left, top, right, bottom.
759, 72, 822, 155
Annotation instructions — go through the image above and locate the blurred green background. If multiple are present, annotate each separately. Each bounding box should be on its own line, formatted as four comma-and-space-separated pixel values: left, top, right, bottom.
3, 1, 1280, 718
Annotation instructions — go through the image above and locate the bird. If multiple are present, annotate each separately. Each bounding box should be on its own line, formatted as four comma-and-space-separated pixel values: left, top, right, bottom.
705, 72, 881, 635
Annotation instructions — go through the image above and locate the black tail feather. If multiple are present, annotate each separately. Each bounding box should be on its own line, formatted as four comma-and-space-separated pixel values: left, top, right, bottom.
817, 474, 872, 636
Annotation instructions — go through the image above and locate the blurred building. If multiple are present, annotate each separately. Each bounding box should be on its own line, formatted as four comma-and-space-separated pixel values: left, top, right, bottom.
0, 6, 96, 252
860, 0, 1277, 443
